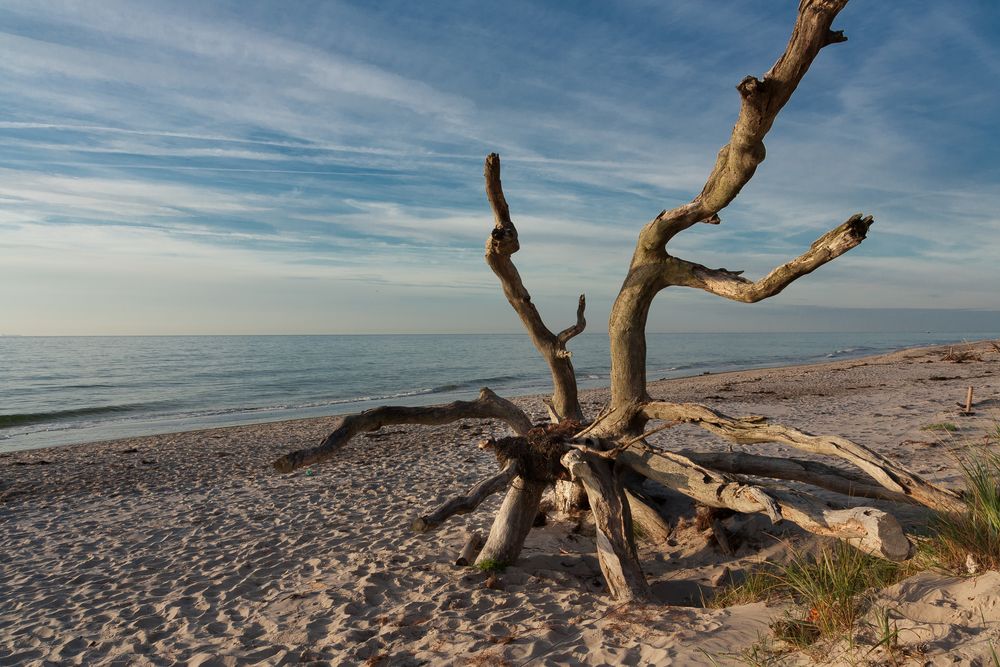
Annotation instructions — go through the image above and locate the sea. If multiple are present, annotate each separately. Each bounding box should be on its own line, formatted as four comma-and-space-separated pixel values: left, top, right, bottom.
0, 332, 994, 453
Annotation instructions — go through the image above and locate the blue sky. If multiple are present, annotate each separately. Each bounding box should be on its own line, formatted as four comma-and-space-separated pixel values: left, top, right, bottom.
1, 0, 998, 335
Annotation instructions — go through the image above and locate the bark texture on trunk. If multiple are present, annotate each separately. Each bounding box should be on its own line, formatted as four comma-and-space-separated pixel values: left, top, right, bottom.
475, 476, 546, 568
562, 450, 651, 601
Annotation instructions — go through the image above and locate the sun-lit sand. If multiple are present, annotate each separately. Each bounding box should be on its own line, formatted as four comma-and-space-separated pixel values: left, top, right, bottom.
3, 340, 1000, 665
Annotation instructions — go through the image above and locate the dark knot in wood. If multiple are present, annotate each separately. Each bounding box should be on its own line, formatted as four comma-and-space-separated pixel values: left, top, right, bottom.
736, 75, 764, 99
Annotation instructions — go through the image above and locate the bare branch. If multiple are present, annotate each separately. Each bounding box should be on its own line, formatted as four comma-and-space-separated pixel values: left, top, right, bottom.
642, 0, 852, 249
676, 214, 873, 302
681, 450, 917, 504
617, 444, 782, 522
640, 401, 964, 513
411, 462, 518, 533
484, 153, 584, 421
616, 444, 911, 560
604, 1, 856, 415
273, 387, 532, 473
556, 294, 587, 346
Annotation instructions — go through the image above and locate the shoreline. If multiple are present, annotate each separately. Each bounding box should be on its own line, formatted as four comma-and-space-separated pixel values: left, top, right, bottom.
3, 339, 1000, 664
4, 337, 995, 458
3, 332, 993, 454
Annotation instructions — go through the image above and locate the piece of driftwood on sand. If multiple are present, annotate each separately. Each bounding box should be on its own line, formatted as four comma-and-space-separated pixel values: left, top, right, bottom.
274, 0, 963, 602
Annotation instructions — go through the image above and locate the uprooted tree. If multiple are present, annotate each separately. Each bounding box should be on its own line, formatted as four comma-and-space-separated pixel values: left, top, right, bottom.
274, 0, 964, 602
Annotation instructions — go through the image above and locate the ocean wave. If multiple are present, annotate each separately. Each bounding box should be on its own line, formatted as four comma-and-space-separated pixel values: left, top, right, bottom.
825, 346, 874, 358
0, 404, 152, 429
429, 374, 523, 393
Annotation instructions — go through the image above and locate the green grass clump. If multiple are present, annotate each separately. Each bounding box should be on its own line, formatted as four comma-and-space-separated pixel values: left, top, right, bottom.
921, 422, 959, 432
925, 448, 1000, 573
775, 543, 904, 638
713, 542, 907, 646
711, 566, 781, 608
474, 558, 507, 573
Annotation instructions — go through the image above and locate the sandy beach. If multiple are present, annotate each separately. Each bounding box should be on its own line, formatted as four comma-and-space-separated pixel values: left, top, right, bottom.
3, 339, 1000, 665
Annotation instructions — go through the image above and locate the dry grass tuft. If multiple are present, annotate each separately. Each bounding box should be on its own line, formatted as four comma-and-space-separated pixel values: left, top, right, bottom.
941, 347, 982, 363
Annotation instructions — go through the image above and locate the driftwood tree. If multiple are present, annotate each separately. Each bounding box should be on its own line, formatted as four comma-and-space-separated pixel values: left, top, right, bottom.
275, 0, 963, 602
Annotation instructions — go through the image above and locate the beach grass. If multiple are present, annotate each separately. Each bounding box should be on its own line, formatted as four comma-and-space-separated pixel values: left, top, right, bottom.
924, 447, 1000, 573
713, 541, 911, 651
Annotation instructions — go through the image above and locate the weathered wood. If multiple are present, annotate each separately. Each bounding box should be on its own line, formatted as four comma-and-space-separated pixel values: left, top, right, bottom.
554, 478, 589, 513
640, 402, 963, 513
606, 0, 857, 416
619, 444, 782, 520
625, 489, 672, 544
960, 386, 974, 414
484, 154, 586, 423
675, 214, 873, 303
456, 531, 485, 566
681, 450, 917, 504
266, 0, 936, 598
475, 476, 545, 568
484, 162, 594, 509
562, 450, 651, 602
617, 444, 912, 560
769, 489, 912, 561
273, 388, 531, 473
411, 463, 517, 533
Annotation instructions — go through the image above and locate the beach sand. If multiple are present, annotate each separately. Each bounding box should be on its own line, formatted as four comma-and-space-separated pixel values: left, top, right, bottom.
2, 340, 1000, 665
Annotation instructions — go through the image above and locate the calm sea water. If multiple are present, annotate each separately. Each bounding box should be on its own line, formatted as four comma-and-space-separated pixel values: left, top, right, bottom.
0, 332, 993, 452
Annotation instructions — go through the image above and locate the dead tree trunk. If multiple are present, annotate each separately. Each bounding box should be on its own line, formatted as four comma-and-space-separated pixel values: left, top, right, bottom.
475, 476, 546, 567
274, 0, 966, 603
562, 450, 651, 601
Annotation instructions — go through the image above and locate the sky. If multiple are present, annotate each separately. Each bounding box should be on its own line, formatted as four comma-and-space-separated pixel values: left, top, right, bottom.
1, 0, 998, 335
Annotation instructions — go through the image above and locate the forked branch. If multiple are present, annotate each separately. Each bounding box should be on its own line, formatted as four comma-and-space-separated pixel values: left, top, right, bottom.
642, 0, 852, 249
557, 294, 587, 346
676, 214, 873, 302
485, 153, 586, 422
606, 0, 857, 413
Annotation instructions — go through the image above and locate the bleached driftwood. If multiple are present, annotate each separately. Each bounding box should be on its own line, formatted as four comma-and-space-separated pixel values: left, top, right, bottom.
681, 451, 917, 504
641, 402, 963, 513
411, 463, 518, 533
617, 443, 912, 561
273, 388, 531, 473
562, 450, 651, 601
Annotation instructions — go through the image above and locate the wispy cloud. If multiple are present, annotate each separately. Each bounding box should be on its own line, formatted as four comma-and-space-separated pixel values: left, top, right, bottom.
0, 0, 997, 333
